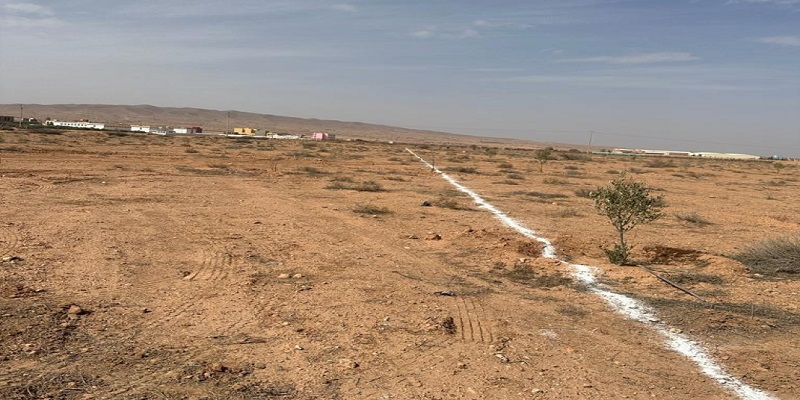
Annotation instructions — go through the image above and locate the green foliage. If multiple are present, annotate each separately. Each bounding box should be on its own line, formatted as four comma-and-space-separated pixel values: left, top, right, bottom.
591, 174, 664, 265
534, 147, 553, 172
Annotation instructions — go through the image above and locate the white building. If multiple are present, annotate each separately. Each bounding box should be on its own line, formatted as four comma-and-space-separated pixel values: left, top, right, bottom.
45, 120, 105, 130
172, 127, 203, 134
690, 152, 760, 160
131, 125, 151, 133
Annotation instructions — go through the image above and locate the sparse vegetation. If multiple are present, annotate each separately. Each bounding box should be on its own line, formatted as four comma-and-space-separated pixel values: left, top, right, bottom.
543, 177, 569, 185
548, 208, 582, 218
325, 179, 385, 192
574, 188, 593, 198
513, 191, 568, 199
644, 159, 677, 168
733, 233, 800, 277
591, 174, 664, 265
445, 166, 478, 174
298, 166, 328, 176
675, 211, 711, 226
352, 203, 392, 215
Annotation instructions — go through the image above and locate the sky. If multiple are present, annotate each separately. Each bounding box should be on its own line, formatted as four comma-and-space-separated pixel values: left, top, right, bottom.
1, 0, 798, 156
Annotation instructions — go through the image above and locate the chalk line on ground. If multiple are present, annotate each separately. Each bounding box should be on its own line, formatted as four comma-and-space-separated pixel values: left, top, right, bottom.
406, 148, 775, 400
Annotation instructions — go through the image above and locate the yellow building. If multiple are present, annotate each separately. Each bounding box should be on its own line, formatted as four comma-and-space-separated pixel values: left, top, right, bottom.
233, 127, 257, 135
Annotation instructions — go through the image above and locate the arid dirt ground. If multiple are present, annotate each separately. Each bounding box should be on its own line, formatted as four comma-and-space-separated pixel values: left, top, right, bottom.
0, 129, 798, 399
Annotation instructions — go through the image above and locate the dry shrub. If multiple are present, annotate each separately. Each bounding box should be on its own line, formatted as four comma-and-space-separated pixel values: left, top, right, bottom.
733, 233, 800, 277
674, 211, 711, 226
352, 203, 391, 215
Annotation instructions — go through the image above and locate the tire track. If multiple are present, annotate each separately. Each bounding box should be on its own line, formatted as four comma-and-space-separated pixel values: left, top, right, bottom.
124, 250, 237, 335
0, 224, 20, 257
455, 297, 494, 343
183, 250, 233, 281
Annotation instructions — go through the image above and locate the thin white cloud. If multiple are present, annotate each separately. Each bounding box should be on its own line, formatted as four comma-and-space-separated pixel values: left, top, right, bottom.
469, 67, 526, 72
3, 2, 54, 16
1, 2, 61, 27
728, 0, 799, 5
410, 26, 480, 40
331, 4, 357, 12
757, 35, 800, 46
411, 29, 434, 39
498, 74, 742, 91
558, 52, 700, 64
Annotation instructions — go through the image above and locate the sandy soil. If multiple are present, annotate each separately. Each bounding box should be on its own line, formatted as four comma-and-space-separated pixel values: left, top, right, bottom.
0, 129, 797, 399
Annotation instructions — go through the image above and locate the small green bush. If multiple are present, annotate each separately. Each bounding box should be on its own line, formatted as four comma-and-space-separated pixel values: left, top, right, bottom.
591, 174, 664, 265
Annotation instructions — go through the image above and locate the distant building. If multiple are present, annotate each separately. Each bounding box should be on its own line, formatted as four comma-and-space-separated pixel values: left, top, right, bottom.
131, 125, 151, 133
311, 132, 335, 140
612, 147, 760, 160
690, 152, 760, 160
233, 127, 258, 135
0, 116, 15, 123
173, 127, 203, 134
45, 120, 105, 130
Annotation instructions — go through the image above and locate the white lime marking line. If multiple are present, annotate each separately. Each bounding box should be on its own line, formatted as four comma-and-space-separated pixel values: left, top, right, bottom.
406, 148, 775, 400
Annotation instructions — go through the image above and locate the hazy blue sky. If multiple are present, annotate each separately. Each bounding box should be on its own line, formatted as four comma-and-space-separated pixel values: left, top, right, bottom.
1, 1, 798, 156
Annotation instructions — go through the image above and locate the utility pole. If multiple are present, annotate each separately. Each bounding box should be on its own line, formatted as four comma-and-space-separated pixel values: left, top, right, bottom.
19, 105, 23, 128
226, 112, 230, 134
587, 130, 594, 153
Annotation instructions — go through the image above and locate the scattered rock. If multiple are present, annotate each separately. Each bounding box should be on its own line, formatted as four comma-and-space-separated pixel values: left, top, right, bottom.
294, 345, 304, 350
421, 201, 432, 207
456, 362, 467, 369
209, 362, 227, 373
338, 358, 359, 369
495, 353, 510, 363
433, 291, 456, 297
1, 256, 22, 263
67, 305, 84, 315
278, 273, 291, 279
292, 273, 303, 279
426, 233, 442, 241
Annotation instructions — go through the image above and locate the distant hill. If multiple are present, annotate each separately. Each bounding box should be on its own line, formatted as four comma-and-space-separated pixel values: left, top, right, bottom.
0, 103, 570, 149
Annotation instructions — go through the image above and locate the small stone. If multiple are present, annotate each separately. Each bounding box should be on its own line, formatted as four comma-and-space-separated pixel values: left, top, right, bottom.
532, 388, 544, 394
495, 353, 510, 363
426, 233, 442, 241
209, 362, 226, 372
294, 345, 304, 350
142, 308, 152, 313
292, 274, 303, 279
456, 362, 467, 369
67, 305, 83, 315
583, 384, 593, 388
669, 328, 683, 334
278, 273, 291, 279
338, 358, 359, 369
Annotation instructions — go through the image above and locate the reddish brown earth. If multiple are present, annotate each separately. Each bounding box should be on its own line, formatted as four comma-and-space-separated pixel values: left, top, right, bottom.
0, 129, 798, 399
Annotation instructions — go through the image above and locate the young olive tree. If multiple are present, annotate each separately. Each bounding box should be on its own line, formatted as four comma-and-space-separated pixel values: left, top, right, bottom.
534, 147, 553, 172
590, 174, 664, 265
